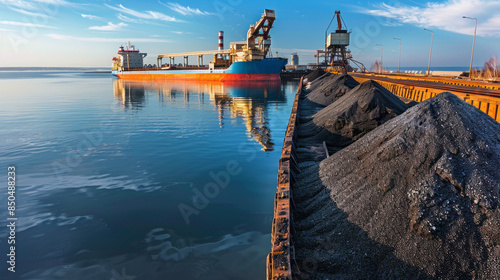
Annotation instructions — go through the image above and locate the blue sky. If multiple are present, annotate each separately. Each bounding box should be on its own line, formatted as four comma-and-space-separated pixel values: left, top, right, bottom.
0, 0, 498, 68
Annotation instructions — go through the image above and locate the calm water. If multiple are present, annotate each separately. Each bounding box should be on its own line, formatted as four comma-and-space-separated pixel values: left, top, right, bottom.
0, 71, 298, 279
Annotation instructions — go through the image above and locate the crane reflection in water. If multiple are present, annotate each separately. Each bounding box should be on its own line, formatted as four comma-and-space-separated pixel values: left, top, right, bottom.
112, 79, 286, 151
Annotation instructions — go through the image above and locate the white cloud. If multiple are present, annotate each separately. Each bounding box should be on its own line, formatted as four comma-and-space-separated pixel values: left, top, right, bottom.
9, 7, 46, 17
0, 0, 78, 10
0, 0, 79, 18
105, 4, 183, 22
171, 31, 192, 35
89, 22, 127, 31
117, 13, 138, 23
380, 21, 403, 27
117, 13, 156, 25
160, 2, 213, 16
81, 14, 102, 21
31, 0, 75, 5
47, 33, 171, 43
0, 0, 38, 10
360, 0, 500, 36
0, 20, 56, 29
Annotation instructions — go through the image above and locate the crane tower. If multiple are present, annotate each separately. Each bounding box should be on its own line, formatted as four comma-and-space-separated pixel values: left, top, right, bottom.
325, 11, 350, 73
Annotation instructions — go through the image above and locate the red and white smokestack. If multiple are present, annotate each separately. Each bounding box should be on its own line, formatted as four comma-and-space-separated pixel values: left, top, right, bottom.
218, 31, 224, 51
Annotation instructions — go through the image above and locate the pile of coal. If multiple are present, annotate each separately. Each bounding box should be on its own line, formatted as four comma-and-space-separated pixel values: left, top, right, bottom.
303, 68, 327, 84
305, 75, 359, 106
317, 92, 500, 279
299, 80, 408, 147
303, 72, 332, 94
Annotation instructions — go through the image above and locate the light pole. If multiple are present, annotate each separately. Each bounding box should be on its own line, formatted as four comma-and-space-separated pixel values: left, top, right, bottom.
424, 28, 433, 76
376, 44, 383, 73
393, 38, 401, 73
463, 16, 477, 78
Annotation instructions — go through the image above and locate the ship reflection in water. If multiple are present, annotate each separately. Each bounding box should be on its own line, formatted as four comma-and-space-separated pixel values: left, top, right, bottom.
0, 70, 298, 280
113, 79, 287, 151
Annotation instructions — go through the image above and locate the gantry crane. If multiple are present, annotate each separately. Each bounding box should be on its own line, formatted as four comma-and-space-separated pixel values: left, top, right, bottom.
325, 10, 350, 73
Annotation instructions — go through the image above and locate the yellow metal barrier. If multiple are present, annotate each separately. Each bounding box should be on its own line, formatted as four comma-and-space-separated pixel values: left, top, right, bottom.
363, 73, 500, 91
352, 76, 500, 122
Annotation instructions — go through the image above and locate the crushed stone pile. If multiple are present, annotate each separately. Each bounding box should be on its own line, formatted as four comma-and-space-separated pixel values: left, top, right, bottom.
303, 68, 327, 84
303, 70, 332, 93
292, 92, 500, 279
305, 74, 359, 107
297, 72, 333, 126
298, 80, 408, 148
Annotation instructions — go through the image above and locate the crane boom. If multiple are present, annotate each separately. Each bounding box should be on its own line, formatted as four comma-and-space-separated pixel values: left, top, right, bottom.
246, 9, 276, 59
335, 10, 342, 31
247, 9, 275, 40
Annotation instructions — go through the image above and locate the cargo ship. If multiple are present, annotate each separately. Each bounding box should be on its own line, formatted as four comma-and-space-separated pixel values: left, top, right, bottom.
111, 9, 287, 82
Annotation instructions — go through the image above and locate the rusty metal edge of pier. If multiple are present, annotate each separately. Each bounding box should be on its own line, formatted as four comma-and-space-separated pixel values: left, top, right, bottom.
266, 77, 302, 280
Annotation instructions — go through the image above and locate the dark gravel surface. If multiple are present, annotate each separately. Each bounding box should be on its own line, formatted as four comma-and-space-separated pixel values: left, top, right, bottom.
305, 75, 359, 107
291, 74, 500, 279
299, 80, 408, 148
303, 68, 327, 84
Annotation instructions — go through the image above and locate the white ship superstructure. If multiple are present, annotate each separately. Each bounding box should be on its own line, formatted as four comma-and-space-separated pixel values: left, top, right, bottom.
112, 42, 147, 70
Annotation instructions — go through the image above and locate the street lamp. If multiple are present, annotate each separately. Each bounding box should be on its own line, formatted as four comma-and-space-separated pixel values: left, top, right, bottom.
463, 16, 477, 78
393, 38, 401, 73
376, 44, 383, 73
424, 28, 433, 76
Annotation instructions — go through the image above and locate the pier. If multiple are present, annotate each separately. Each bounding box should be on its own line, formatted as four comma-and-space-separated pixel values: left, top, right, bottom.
267, 71, 500, 279
280, 71, 312, 81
